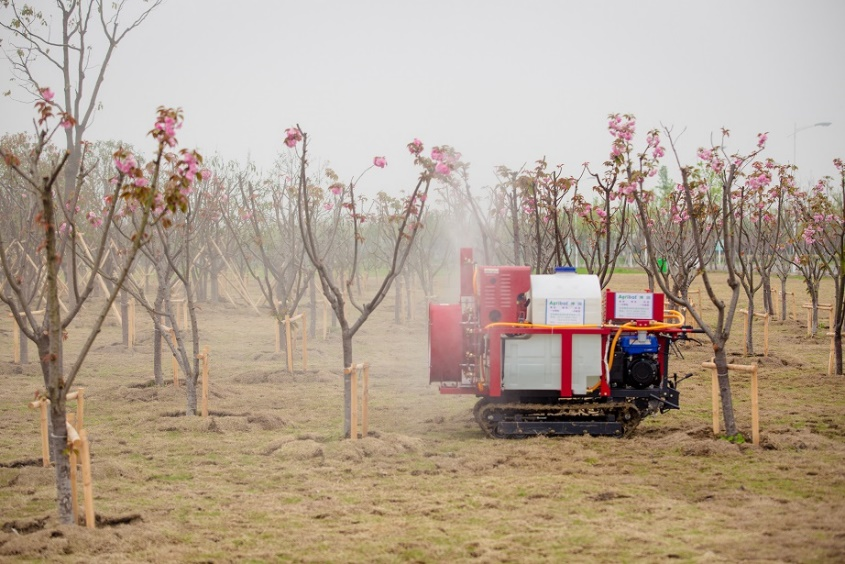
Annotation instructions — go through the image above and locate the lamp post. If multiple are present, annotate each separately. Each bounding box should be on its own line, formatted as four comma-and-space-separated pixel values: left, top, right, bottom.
792, 121, 832, 166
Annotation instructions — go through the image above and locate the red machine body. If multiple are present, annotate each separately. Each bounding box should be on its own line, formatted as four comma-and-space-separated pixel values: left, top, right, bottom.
429, 248, 695, 438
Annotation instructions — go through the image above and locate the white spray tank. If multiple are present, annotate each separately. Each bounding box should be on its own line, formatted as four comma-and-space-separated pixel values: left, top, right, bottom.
508, 267, 603, 394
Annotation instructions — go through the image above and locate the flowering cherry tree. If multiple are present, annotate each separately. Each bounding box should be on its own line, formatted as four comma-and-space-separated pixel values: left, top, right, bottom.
632, 124, 770, 439
0, 99, 199, 523
794, 163, 845, 373
291, 127, 460, 437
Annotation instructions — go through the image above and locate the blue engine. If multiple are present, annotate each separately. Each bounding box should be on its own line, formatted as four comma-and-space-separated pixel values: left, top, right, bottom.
610, 333, 662, 389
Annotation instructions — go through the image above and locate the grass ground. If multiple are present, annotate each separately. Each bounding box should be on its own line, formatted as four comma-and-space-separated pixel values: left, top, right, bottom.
1, 271, 844, 563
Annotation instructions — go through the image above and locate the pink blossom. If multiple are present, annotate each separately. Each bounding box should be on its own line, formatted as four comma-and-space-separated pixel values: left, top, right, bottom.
435, 162, 451, 175
329, 183, 343, 196
757, 132, 768, 149
114, 153, 137, 175
652, 146, 665, 158
373, 156, 387, 168
431, 148, 444, 162
284, 127, 302, 147
86, 211, 103, 229
595, 208, 607, 219
323, 202, 333, 211
41, 88, 54, 102
200, 169, 212, 180
60, 118, 73, 130
407, 138, 424, 155
133, 177, 149, 188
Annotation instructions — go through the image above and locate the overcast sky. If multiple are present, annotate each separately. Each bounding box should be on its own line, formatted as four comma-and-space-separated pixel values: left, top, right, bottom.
2, 0, 843, 197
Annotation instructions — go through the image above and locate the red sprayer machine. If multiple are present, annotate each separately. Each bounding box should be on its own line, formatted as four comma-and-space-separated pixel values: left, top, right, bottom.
429, 248, 696, 438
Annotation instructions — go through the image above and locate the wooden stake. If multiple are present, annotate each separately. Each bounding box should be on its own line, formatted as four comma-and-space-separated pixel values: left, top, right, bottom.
703, 361, 760, 446
829, 332, 836, 376
350, 366, 358, 441
75, 388, 85, 431
362, 364, 369, 438
79, 429, 95, 529
39, 400, 49, 467
10, 313, 20, 364
751, 365, 760, 446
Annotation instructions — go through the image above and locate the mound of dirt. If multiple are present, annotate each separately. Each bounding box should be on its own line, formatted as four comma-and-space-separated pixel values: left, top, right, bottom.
246, 413, 287, 431
274, 439, 324, 460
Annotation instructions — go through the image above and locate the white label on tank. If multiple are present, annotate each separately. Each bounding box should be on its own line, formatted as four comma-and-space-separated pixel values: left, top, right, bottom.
545, 299, 585, 325
615, 292, 654, 319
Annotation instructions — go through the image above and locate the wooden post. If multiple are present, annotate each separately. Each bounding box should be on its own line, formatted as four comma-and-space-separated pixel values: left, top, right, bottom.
804, 304, 813, 336
829, 332, 836, 376
10, 313, 20, 364
751, 364, 760, 446
198, 346, 209, 417
344, 363, 370, 440
285, 314, 293, 373
79, 429, 95, 529
362, 364, 369, 438
703, 361, 760, 446
72, 389, 85, 431
274, 316, 282, 354
350, 366, 358, 441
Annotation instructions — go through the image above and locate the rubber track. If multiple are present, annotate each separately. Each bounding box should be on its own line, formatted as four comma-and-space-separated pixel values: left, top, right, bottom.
474, 400, 642, 439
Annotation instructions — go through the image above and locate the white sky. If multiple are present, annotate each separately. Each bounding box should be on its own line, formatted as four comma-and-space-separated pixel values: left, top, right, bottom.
2, 0, 843, 196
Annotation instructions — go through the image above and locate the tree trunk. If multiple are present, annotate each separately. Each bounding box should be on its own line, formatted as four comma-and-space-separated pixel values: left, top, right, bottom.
745, 299, 755, 357
780, 276, 788, 322
712, 345, 738, 437
762, 275, 774, 316
49, 403, 73, 524
342, 333, 353, 438
185, 374, 197, 415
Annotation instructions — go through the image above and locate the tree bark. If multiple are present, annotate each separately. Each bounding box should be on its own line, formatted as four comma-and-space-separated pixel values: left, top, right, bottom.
342, 334, 353, 438
712, 345, 738, 437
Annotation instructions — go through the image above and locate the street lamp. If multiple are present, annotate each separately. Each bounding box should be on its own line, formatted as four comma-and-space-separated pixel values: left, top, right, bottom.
791, 121, 832, 166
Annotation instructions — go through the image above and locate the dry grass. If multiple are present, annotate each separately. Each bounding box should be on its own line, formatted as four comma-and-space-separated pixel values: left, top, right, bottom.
1, 272, 844, 563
